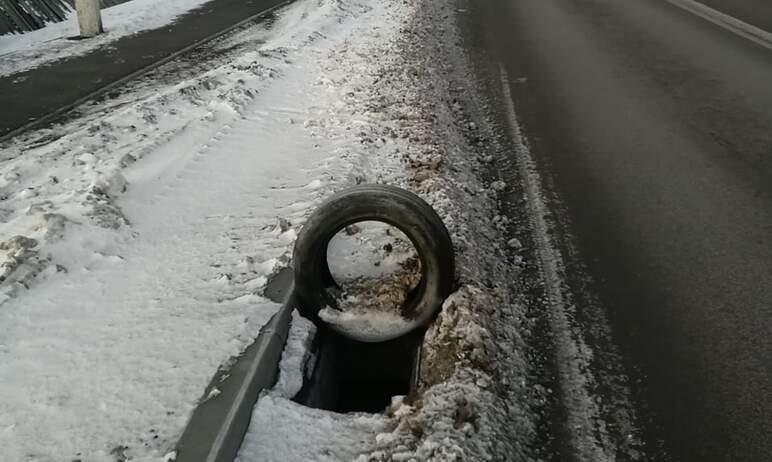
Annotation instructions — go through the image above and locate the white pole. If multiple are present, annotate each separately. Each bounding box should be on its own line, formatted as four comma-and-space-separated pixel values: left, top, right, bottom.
75, 0, 103, 38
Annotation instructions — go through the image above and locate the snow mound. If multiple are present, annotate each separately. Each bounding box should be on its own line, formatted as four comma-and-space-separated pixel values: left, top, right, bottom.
243, 0, 538, 460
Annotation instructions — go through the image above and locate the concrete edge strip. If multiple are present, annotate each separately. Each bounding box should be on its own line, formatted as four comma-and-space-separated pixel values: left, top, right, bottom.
206, 291, 295, 462
0, 0, 293, 144
175, 283, 296, 462
664, 0, 772, 51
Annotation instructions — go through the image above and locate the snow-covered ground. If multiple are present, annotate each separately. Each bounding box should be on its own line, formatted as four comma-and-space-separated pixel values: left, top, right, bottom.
237, 0, 545, 459
2, 0, 543, 457
0, 0, 212, 77
0, 0, 414, 460
0, 0, 646, 459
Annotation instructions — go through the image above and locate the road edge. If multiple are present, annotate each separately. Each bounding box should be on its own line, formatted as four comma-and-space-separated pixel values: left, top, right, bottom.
174, 278, 295, 462
664, 0, 772, 51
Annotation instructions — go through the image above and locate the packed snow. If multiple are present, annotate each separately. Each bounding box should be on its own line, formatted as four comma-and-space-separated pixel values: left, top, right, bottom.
271, 311, 315, 399
0, 0, 213, 77
236, 394, 390, 462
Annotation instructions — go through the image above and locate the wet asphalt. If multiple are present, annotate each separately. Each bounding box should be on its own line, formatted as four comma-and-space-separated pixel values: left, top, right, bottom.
465, 0, 772, 460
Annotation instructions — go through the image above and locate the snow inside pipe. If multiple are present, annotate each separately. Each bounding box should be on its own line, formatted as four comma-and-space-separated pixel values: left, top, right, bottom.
293, 184, 455, 342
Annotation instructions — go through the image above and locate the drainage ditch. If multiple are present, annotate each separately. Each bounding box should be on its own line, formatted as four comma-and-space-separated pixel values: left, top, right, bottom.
294, 327, 422, 413
175, 185, 453, 461
289, 185, 456, 414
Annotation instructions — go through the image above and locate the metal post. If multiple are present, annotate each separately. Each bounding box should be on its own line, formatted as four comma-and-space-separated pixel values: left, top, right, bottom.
75, 0, 102, 38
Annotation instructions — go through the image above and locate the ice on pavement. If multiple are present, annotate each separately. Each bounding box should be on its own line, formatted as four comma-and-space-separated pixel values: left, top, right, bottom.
0, 0, 213, 77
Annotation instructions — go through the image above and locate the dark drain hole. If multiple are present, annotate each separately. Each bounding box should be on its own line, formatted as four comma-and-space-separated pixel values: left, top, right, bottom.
294, 328, 421, 413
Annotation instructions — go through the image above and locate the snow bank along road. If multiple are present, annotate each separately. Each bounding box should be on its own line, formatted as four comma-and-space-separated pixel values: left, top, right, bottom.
465, 0, 772, 460
0, 0, 578, 460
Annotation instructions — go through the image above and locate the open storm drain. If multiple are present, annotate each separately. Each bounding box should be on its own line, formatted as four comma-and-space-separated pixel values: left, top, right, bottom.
174, 185, 455, 462
294, 328, 423, 413
291, 185, 455, 413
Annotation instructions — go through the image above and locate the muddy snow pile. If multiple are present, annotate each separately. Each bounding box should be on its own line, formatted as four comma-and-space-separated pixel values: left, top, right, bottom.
241, 0, 540, 460
321, 221, 421, 340
1, 0, 542, 459
337, 0, 538, 458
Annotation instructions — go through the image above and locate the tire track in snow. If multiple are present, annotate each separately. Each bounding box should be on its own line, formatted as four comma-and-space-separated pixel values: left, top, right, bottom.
0, 28, 356, 462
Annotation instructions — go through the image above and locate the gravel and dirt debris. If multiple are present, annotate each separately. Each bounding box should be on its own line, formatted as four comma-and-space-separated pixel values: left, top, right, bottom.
323, 221, 422, 327
328, 256, 420, 315
340, 0, 541, 457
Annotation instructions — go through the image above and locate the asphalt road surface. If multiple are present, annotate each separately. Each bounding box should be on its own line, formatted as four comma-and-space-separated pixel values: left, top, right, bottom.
466, 0, 772, 460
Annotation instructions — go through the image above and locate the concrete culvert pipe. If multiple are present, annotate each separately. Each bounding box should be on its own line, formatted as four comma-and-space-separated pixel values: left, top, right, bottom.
293, 184, 455, 342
